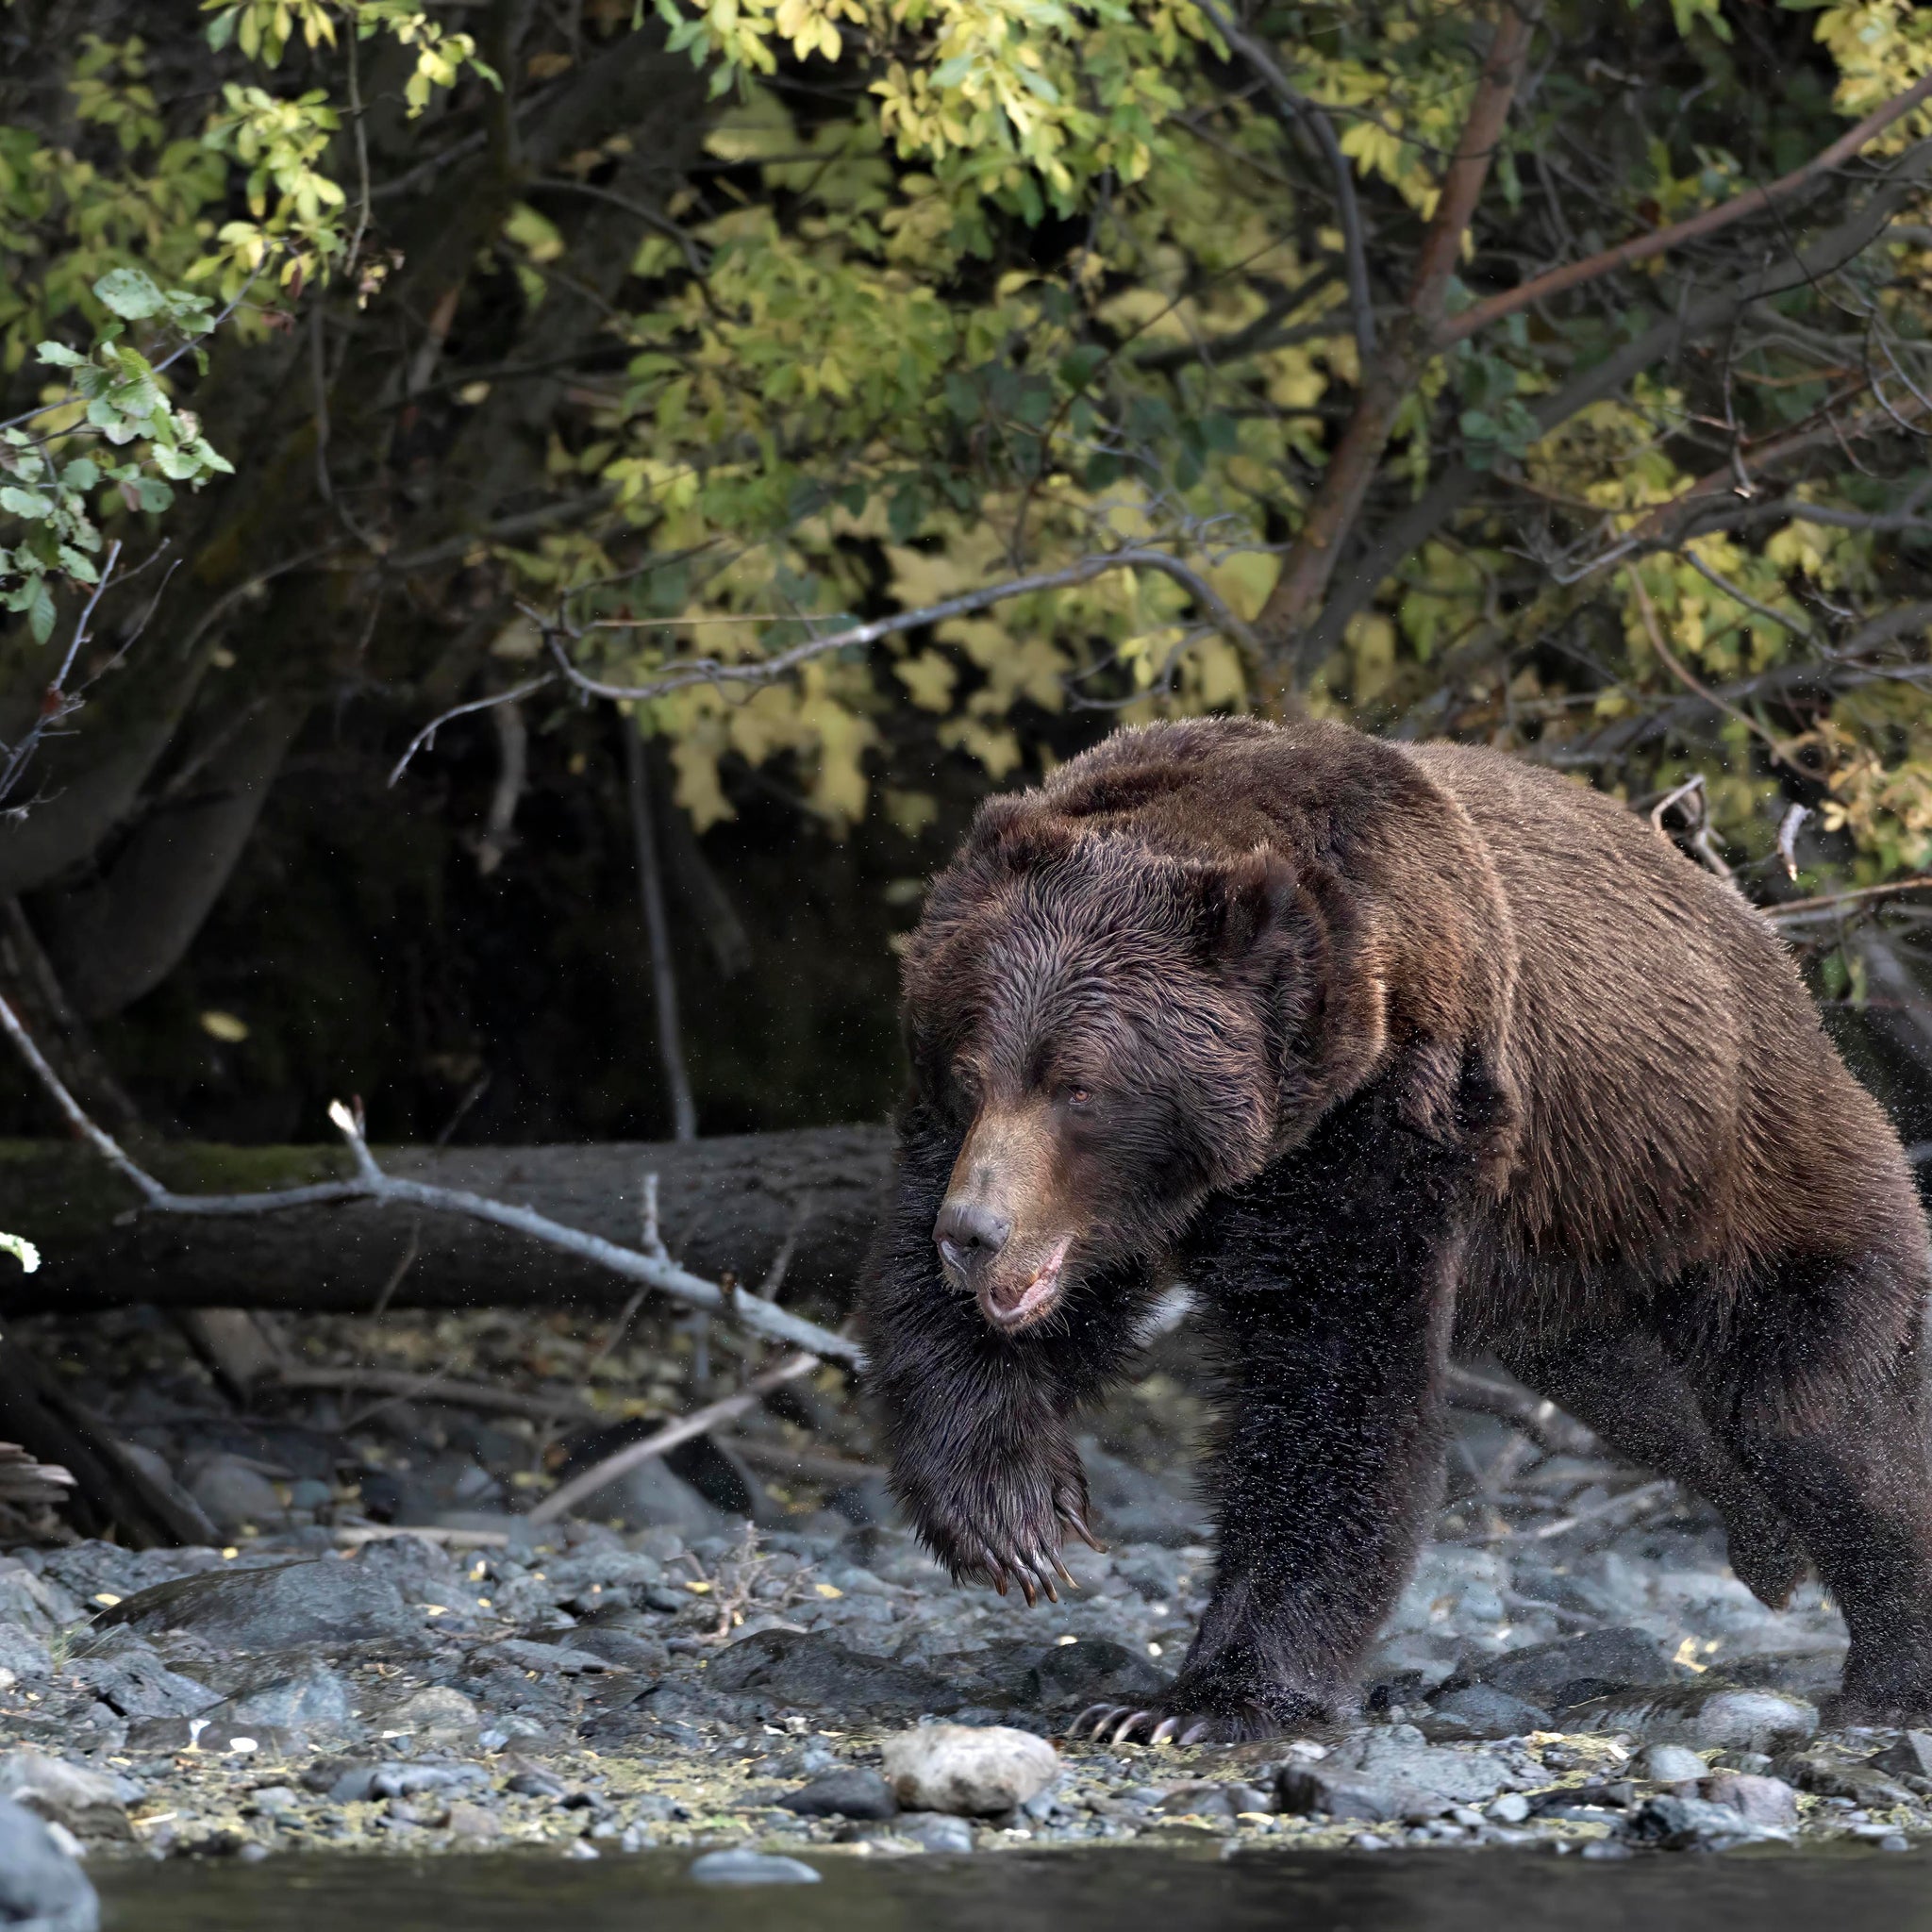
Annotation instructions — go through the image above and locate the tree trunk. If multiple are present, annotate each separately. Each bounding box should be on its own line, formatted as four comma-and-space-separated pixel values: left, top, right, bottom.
0, 1125, 894, 1317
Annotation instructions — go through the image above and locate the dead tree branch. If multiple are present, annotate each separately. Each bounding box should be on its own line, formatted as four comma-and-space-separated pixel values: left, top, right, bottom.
525, 1351, 820, 1524
0, 987, 864, 1367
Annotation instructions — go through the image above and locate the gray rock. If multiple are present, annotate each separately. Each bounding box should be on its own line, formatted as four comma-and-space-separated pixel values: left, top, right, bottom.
778, 1770, 896, 1820
1568, 1685, 1817, 1755
67, 1649, 220, 1721
0, 1570, 75, 1638
1625, 1793, 1774, 1848
709, 1629, 963, 1715
561, 1627, 669, 1673
186, 1457, 286, 1536
352, 1537, 474, 1615
1634, 1743, 1707, 1785
689, 1849, 821, 1885
893, 1812, 974, 1853
116, 1446, 217, 1544
1274, 1764, 1416, 1825
0, 1624, 50, 1681
472, 1639, 618, 1676
1700, 1772, 1799, 1828
378, 1687, 479, 1736
216, 1664, 356, 1732
881, 1724, 1058, 1815
1426, 1683, 1551, 1739
1868, 1730, 1932, 1781
591, 1458, 729, 1538
1476, 1627, 1673, 1706
0, 1754, 129, 1842
94, 1559, 414, 1649
1323, 1730, 1516, 1805
1025, 1638, 1169, 1710
1777, 1753, 1915, 1808
0, 1795, 98, 1932
1158, 1781, 1272, 1820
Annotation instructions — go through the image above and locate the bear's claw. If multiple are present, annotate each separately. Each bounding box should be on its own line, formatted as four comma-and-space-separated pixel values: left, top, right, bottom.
1073, 1704, 1214, 1746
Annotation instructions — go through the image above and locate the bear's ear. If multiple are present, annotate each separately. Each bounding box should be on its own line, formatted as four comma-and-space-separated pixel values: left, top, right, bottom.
1192, 848, 1298, 960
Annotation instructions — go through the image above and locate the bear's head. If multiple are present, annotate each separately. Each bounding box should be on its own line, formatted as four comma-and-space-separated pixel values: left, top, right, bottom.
901, 806, 1384, 1333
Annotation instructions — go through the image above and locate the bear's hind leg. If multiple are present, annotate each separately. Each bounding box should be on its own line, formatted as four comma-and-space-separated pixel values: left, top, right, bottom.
1670, 1246, 1932, 1719
1496, 1324, 1807, 1609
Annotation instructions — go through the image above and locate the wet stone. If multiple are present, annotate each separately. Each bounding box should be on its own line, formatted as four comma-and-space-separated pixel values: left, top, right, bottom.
67, 1648, 220, 1721
95, 1558, 415, 1649
689, 1849, 822, 1885
709, 1629, 963, 1715
1625, 1793, 1774, 1848
1867, 1731, 1932, 1782
1474, 1627, 1674, 1708
1633, 1743, 1708, 1785
778, 1769, 897, 1820
378, 1686, 480, 1736
1567, 1685, 1818, 1755
471, 1639, 618, 1676
1025, 1638, 1169, 1710
1701, 1772, 1799, 1828
1425, 1683, 1552, 1740
882, 1724, 1058, 1816
0, 1794, 98, 1932
186, 1457, 286, 1536
891, 1812, 975, 1853
0, 1752, 131, 1842
214, 1663, 357, 1733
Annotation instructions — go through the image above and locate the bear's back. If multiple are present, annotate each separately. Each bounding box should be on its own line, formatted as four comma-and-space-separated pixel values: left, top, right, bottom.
1404, 740, 1918, 1278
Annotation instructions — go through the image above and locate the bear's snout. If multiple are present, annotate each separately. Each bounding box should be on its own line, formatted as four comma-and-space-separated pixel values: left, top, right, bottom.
935, 1197, 1012, 1271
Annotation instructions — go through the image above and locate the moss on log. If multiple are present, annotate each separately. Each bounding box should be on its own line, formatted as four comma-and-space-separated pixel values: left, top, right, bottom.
0, 1126, 893, 1316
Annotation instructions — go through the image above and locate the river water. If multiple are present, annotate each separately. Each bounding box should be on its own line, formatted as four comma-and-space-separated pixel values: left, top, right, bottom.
93, 1845, 1932, 1932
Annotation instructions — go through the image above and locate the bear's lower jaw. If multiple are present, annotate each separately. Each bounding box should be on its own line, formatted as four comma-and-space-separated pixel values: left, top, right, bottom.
979, 1236, 1074, 1330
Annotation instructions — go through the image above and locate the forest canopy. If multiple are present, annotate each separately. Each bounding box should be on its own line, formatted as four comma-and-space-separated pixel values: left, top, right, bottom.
4, 0, 1932, 1140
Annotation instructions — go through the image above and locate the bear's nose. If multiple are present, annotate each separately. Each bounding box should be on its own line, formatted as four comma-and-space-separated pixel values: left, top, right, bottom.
934, 1199, 1011, 1274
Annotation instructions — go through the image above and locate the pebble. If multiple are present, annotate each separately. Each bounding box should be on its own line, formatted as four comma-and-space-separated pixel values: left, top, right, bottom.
1633, 1743, 1707, 1785
893, 1812, 975, 1853
689, 1849, 822, 1885
380, 1687, 482, 1736
443, 1801, 500, 1840
1700, 1772, 1799, 1828
882, 1724, 1059, 1816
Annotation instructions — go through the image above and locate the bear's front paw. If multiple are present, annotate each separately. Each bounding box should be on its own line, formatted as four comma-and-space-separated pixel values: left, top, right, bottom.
919, 1473, 1103, 1607
1074, 1679, 1347, 1745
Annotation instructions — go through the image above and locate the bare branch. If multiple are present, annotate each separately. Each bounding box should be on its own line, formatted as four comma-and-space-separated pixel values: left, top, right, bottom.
1252, 3, 1541, 667
525, 1351, 820, 1524
0, 987, 864, 1366
1764, 875, 1932, 923
548, 548, 1263, 702
1195, 0, 1374, 368
1625, 566, 1798, 778
388, 674, 555, 788
1440, 82, 1932, 346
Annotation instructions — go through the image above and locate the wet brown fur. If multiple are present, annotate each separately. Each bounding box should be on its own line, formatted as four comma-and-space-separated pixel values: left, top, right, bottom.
861, 715, 1932, 1736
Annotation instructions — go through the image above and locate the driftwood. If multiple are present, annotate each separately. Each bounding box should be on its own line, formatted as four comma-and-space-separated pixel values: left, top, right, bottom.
0, 1124, 893, 1317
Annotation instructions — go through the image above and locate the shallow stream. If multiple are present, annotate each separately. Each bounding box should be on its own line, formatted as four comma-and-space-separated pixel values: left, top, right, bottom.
93, 1845, 1932, 1932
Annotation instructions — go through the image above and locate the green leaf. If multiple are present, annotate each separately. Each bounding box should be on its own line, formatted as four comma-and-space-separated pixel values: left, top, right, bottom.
132, 476, 175, 513
25, 576, 55, 644
93, 266, 168, 321
35, 341, 87, 369
1058, 344, 1107, 391
60, 458, 100, 491
0, 486, 55, 519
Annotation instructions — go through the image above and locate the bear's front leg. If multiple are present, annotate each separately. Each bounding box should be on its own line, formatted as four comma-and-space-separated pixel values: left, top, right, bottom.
1083, 1086, 1475, 1744
860, 1124, 1145, 1605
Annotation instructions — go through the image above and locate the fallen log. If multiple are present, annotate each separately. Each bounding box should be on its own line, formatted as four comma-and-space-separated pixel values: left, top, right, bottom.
0, 1125, 894, 1317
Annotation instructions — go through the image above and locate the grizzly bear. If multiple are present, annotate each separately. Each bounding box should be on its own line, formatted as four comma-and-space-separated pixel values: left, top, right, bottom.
859, 714, 1932, 1740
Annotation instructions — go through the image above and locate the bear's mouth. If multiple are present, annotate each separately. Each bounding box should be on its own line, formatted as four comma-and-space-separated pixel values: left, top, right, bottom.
978, 1235, 1074, 1331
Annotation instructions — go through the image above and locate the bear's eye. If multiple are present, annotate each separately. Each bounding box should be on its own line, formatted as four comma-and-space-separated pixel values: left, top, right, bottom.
1065, 1086, 1092, 1108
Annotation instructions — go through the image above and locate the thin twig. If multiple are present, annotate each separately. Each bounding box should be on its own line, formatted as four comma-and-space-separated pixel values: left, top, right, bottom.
525, 1351, 819, 1524
1624, 568, 1798, 774
1441, 81, 1932, 345
1194, 0, 1374, 368
1764, 874, 1932, 921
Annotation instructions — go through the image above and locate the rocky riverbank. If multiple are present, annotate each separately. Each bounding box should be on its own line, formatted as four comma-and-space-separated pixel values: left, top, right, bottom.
0, 1502, 1922, 1873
